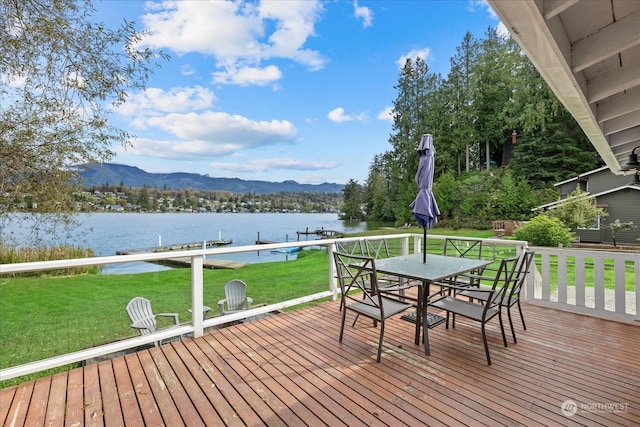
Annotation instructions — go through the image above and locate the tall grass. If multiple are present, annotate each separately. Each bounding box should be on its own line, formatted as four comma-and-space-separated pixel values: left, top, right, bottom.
0, 243, 100, 276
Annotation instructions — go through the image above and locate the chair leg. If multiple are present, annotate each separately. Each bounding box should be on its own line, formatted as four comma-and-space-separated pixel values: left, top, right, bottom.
481, 323, 491, 366
517, 300, 526, 330
339, 307, 347, 342
376, 321, 385, 362
506, 306, 517, 343
498, 311, 508, 348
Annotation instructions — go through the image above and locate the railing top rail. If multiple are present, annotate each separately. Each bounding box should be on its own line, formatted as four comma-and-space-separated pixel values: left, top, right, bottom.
0, 233, 530, 274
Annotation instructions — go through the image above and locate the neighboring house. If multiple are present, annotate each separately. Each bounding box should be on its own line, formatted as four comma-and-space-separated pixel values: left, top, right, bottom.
533, 167, 640, 245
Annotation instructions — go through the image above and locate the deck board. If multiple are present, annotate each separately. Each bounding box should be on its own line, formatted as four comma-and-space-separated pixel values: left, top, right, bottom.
1, 301, 639, 426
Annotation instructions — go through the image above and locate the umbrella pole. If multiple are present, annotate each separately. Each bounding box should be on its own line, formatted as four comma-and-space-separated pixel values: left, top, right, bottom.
423, 228, 427, 263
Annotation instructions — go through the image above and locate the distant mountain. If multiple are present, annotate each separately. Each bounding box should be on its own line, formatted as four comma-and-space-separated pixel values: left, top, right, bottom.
78, 163, 344, 194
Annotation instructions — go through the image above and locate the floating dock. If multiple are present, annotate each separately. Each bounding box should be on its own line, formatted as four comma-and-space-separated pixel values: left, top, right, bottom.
296, 228, 343, 239
117, 238, 244, 270
116, 238, 231, 255
159, 257, 246, 270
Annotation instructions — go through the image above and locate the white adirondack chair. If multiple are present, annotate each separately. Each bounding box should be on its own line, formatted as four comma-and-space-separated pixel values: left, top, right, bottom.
125, 297, 180, 346
218, 279, 253, 315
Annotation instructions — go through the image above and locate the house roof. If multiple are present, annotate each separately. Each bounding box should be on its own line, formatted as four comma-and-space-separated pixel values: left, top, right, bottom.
554, 166, 610, 187
533, 183, 640, 211
487, 0, 640, 176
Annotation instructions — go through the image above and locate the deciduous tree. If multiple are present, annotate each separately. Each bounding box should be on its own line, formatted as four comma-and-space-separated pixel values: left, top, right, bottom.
0, 0, 167, 243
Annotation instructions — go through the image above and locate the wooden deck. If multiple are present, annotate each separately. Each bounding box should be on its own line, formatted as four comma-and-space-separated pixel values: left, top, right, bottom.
2, 301, 639, 426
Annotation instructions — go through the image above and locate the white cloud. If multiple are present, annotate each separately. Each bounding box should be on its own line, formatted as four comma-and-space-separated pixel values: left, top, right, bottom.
116, 86, 215, 116
469, 0, 498, 19
353, 1, 373, 28
495, 22, 511, 39
210, 157, 337, 173
468, 0, 508, 38
377, 106, 394, 122
396, 48, 432, 69
120, 110, 298, 160
213, 65, 282, 86
144, 111, 296, 144
140, 0, 326, 86
180, 64, 196, 76
328, 107, 368, 123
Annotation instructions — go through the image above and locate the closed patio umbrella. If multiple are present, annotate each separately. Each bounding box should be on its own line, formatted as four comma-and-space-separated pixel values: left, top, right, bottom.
410, 134, 440, 262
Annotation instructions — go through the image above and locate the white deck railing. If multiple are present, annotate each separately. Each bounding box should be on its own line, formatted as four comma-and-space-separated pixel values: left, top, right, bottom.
525, 246, 639, 323
1, 234, 637, 381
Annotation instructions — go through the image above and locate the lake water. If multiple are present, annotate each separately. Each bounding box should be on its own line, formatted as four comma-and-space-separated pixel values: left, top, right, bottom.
3, 213, 371, 274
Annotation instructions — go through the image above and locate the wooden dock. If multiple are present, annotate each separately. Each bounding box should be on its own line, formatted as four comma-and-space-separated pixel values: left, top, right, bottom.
116, 239, 232, 256
296, 228, 343, 239
159, 257, 246, 270
117, 239, 245, 270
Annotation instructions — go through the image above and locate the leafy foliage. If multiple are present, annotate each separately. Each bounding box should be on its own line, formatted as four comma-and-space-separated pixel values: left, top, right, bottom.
606, 219, 637, 248
546, 188, 607, 230
513, 215, 575, 247
340, 179, 364, 220
0, 0, 167, 242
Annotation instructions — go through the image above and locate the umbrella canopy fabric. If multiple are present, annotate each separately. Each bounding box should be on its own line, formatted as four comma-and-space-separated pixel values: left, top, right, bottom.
410, 134, 440, 229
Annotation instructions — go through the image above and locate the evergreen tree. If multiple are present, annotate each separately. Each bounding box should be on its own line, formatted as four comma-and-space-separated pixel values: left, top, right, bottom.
387, 57, 442, 225
340, 179, 364, 220
442, 32, 480, 173
364, 155, 394, 221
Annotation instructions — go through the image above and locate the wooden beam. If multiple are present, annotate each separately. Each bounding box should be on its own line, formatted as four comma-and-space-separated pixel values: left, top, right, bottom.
597, 86, 640, 122
543, 0, 579, 20
572, 9, 640, 72
588, 61, 640, 103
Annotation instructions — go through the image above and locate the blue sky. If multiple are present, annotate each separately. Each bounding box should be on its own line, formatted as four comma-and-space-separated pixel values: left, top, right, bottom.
97, 0, 504, 185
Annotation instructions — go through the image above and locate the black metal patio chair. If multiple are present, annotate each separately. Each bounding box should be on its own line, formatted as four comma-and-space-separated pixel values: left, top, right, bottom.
333, 251, 413, 362
428, 256, 518, 365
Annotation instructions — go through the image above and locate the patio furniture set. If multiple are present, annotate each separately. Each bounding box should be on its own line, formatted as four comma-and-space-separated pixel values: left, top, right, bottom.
334, 237, 535, 365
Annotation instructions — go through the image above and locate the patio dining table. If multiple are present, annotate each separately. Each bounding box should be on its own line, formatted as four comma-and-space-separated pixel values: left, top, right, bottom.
371, 253, 492, 355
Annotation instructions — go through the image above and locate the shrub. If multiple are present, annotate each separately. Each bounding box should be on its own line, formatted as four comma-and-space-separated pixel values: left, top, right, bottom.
513, 215, 574, 247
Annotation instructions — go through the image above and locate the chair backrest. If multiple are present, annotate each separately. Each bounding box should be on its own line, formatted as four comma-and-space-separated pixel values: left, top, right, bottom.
505, 251, 536, 305
126, 297, 157, 335
364, 239, 391, 259
484, 256, 519, 310
224, 279, 249, 311
335, 240, 366, 256
333, 252, 384, 312
443, 238, 483, 259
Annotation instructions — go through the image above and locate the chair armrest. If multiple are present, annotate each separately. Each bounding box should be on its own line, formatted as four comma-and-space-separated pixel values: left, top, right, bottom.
131, 319, 153, 329
438, 284, 495, 295
156, 313, 180, 325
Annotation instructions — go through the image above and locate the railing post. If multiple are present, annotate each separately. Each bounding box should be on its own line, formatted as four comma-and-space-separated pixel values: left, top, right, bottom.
401, 235, 409, 255
328, 242, 337, 300
413, 234, 421, 254
191, 254, 205, 337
